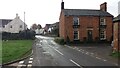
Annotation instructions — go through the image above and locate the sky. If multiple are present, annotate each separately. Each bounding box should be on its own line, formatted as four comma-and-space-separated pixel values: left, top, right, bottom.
0, 0, 120, 28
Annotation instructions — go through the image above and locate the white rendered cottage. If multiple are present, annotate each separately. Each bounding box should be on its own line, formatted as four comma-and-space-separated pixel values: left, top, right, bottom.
3, 14, 27, 33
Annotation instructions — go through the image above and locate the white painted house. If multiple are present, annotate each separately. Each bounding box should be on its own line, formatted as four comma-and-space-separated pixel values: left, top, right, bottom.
1, 14, 27, 33
35, 28, 44, 35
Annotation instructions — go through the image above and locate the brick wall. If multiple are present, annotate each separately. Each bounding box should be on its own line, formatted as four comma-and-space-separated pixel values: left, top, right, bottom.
59, 14, 113, 42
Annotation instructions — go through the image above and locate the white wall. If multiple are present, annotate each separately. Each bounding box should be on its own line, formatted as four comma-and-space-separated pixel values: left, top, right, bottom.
3, 16, 27, 33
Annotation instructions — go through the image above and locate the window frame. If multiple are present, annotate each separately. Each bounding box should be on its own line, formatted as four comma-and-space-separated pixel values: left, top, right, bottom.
100, 17, 106, 25
100, 29, 106, 40
74, 31, 79, 40
73, 16, 79, 25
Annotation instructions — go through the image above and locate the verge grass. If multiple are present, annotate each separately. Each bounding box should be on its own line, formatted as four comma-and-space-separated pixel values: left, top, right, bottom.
2, 40, 33, 64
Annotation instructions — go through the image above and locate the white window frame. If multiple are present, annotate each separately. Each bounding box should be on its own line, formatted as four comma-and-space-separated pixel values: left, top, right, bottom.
74, 31, 79, 40
100, 17, 106, 25
73, 17, 79, 25
100, 29, 106, 40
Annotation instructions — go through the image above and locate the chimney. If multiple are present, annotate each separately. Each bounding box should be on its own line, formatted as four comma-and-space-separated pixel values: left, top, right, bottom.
16, 13, 20, 19
61, 0, 64, 10
100, 2, 107, 12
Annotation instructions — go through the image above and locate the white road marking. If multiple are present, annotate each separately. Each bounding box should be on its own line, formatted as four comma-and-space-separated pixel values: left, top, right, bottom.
51, 40, 56, 45
70, 59, 83, 68
30, 58, 33, 60
19, 61, 24, 64
55, 49, 64, 55
18, 64, 26, 67
103, 59, 107, 61
27, 64, 32, 67
28, 61, 33, 64
85, 52, 89, 55
96, 57, 101, 60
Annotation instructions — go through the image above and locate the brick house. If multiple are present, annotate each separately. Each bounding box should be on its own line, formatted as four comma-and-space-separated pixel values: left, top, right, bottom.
113, 14, 120, 52
59, 1, 113, 43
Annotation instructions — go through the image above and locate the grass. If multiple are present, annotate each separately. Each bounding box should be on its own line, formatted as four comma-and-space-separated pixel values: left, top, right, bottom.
110, 52, 120, 58
2, 40, 33, 64
0, 40, 2, 64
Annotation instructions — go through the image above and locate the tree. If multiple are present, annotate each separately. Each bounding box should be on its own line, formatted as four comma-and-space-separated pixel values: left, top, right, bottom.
37, 24, 42, 29
31, 23, 37, 30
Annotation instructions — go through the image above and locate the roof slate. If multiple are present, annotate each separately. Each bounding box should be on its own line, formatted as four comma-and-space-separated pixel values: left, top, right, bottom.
0, 19, 12, 27
63, 9, 113, 16
113, 14, 120, 22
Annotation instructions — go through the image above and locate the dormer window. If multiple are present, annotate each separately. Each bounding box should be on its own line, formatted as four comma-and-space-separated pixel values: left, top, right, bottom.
73, 17, 79, 25
100, 17, 106, 25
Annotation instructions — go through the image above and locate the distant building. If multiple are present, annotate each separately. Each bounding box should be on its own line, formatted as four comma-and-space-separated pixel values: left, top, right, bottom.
44, 24, 52, 33
0, 19, 12, 32
50, 22, 59, 36
35, 28, 44, 35
0, 14, 27, 33
59, 1, 113, 43
113, 14, 120, 52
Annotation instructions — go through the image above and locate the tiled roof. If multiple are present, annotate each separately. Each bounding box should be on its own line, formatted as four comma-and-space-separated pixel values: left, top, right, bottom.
0, 19, 12, 27
63, 9, 113, 16
113, 14, 120, 22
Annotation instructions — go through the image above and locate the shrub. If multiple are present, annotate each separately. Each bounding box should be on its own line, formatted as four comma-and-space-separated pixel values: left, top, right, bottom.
54, 37, 64, 45
2, 29, 35, 40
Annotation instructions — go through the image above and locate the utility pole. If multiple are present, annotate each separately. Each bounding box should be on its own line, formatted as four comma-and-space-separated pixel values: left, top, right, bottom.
24, 11, 26, 30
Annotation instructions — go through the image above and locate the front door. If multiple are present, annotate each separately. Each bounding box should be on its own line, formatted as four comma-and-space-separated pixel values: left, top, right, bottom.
87, 30, 93, 41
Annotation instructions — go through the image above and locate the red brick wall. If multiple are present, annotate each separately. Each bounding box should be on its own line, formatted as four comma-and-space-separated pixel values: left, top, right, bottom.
105, 17, 113, 41
59, 11, 66, 39
59, 13, 113, 42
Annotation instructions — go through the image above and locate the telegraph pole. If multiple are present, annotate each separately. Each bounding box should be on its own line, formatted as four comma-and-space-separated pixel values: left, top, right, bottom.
24, 11, 25, 30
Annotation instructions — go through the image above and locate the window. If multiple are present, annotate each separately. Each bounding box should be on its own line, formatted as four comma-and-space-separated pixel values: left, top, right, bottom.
10, 25, 12, 28
100, 29, 106, 40
74, 31, 79, 40
73, 17, 79, 25
20, 25, 22, 28
100, 17, 106, 25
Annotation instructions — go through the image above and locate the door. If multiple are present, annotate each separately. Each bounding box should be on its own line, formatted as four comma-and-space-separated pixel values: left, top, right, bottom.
87, 30, 93, 41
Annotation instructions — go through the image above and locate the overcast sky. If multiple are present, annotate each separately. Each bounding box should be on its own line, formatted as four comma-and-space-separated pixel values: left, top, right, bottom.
0, 0, 119, 28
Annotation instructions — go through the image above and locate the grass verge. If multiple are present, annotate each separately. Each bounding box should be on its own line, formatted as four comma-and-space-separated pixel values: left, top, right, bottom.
2, 40, 33, 64
110, 52, 120, 58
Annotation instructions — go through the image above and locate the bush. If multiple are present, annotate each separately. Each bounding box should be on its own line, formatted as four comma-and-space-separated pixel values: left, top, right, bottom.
110, 52, 120, 58
54, 37, 64, 45
2, 29, 35, 40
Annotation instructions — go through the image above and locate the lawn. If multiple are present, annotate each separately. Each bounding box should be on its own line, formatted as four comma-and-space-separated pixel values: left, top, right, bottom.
2, 40, 33, 64
0, 40, 2, 64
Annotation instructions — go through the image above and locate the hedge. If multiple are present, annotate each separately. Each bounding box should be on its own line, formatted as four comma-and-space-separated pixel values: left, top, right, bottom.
2, 29, 35, 40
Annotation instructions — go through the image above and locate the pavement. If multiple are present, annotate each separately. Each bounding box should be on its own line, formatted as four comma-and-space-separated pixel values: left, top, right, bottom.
67, 43, 118, 64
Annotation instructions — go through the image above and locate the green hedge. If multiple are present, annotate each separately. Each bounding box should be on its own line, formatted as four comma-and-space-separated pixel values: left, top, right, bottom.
54, 37, 64, 45
2, 29, 35, 40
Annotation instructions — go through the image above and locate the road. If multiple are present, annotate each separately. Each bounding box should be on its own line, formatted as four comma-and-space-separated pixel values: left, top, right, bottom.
32, 35, 118, 68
